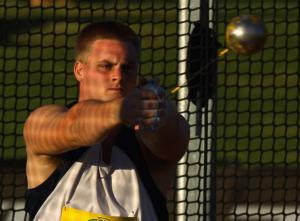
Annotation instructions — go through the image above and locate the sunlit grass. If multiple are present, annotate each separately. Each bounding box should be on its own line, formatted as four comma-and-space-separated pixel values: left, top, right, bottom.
217, 0, 299, 165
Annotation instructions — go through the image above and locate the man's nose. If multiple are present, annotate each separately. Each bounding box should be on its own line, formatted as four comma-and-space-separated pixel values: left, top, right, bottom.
112, 67, 123, 82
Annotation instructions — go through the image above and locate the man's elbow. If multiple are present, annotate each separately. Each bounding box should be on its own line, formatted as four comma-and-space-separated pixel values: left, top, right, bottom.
166, 116, 190, 163
175, 124, 190, 162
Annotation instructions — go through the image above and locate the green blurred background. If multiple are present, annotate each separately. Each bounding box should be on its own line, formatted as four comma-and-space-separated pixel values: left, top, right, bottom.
217, 0, 299, 166
0, 0, 299, 168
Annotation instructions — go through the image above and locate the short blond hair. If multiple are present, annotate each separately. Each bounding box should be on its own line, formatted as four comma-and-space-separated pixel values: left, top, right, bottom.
75, 21, 140, 62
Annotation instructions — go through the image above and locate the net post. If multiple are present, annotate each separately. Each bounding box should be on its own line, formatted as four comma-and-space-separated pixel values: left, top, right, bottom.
176, 0, 216, 220
176, 0, 189, 218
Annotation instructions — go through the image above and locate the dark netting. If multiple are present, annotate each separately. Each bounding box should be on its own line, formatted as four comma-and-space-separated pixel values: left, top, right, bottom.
0, 1, 299, 221
216, 0, 300, 221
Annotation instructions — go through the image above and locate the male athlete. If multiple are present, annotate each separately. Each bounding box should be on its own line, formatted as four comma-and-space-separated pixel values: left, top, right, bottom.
24, 21, 189, 221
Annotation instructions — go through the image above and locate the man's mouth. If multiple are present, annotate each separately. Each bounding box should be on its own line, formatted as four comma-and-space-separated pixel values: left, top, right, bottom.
107, 88, 123, 95
108, 88, 122, 91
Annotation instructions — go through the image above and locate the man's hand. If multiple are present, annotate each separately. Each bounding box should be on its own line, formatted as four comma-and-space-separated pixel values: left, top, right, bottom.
120, 80, 167, 130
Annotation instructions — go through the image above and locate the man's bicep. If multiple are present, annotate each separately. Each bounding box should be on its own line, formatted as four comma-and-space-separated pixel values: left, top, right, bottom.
24, 105, 75, 156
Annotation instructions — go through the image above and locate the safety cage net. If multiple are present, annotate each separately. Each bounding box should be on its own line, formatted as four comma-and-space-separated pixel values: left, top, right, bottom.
0, 1, 299, 221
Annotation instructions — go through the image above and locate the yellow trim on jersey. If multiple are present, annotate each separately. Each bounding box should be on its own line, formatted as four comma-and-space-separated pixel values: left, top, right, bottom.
60, 206, 138, 221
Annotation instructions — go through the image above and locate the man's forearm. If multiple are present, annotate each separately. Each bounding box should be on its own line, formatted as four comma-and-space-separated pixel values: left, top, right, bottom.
68, 99, 123, 147
24, 98, 124, 155
137, 101, 189, 162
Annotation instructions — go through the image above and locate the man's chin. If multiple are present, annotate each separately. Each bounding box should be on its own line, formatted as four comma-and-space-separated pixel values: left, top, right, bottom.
105, 94, 123, 102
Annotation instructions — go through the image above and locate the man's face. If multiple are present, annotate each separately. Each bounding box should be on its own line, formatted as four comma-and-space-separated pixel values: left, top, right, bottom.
75, 39, 139, 102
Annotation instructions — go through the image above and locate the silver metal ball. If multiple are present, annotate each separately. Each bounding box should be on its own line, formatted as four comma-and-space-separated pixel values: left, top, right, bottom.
226, 15, 267, 55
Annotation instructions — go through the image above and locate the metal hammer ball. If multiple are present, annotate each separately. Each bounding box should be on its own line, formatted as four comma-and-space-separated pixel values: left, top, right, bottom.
226, 15, 267, 55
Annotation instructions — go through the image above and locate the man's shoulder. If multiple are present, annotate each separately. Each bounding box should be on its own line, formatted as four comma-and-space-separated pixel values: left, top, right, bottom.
29, 104, 68, 118
24, 104, 69, 134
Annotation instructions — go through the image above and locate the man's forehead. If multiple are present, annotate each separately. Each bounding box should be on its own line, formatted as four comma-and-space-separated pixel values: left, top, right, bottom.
89, 39, 139, 61
91, 39, 137, 51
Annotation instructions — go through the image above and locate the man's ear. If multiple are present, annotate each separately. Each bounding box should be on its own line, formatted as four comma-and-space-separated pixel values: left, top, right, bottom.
74, 61, 85, 82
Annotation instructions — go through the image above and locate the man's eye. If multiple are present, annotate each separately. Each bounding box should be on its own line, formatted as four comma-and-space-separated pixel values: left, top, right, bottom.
98, 63, 112, 71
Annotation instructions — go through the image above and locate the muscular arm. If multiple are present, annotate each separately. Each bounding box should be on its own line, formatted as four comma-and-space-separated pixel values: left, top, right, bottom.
135, 99, 189, 195
137, 100, 189, 163
24, 99, 123, 156
24, 99, 124, 187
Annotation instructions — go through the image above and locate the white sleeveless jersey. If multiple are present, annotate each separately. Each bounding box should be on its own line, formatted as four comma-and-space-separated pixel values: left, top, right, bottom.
33, 144, 158, 221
